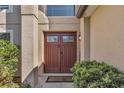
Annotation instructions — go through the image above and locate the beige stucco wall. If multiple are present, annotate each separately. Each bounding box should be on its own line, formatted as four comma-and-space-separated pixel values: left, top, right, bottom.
80, 17, 91, 61
0, 11, 6, 25
21, 5, 38, 17
80, 17, 85, 61
21, 5, 39, 86
90, 5, 124, 71
38, 10, 49, 77
48, 17, 80, 31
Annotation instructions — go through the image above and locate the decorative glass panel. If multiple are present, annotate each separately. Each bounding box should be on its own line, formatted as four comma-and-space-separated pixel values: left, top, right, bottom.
0, 33, 10, 41
47, 36, 58, 42
62, 36, 74, 42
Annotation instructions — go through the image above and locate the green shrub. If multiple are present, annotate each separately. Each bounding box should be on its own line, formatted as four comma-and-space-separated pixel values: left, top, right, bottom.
71, 60, 124, 88
19, 83, 32, 88
0, 40, 20, 88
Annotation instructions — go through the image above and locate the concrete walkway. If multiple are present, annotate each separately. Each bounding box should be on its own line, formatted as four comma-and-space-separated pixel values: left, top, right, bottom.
36, 73, 73, 88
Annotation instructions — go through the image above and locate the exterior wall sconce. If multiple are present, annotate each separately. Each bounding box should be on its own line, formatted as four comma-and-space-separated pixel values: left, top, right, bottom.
78, 32, 81, 41
78, 32, 81, 61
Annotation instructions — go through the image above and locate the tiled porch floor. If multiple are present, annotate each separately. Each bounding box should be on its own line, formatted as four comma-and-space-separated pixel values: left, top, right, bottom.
35, 73, 73, 88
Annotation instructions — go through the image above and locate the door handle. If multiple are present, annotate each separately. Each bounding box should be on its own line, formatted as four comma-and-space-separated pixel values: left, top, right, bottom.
60, 51, 63, 55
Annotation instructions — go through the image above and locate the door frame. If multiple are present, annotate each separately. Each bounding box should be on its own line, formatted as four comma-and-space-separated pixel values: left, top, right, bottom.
43, 31, 77, 73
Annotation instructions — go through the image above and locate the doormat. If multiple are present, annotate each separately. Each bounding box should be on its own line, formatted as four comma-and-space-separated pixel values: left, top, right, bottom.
46, 76, 73, 82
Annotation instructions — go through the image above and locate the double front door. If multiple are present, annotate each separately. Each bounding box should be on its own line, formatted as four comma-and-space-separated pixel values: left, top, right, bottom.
44, 32, 76, 73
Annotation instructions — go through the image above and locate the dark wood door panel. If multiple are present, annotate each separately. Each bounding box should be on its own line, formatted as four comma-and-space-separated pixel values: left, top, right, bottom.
45, 45, 60, 73
60, 45, 76, 73
44, 32, 76, 73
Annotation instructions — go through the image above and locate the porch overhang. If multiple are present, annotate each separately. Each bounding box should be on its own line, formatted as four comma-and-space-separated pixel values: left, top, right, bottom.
76, 5, 98, 18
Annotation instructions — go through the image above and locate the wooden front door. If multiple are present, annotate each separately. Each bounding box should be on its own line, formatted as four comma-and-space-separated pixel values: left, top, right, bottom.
44, 32, 76, 73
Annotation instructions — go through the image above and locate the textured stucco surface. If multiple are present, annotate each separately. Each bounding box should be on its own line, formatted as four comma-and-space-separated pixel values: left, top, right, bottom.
90, 6, 124, 71
21, 5, 39, 87
38, 10, 49, 77
80, 17, 85, 61
21, 5, 38, 18
48, 17, 80, 31
80, 17, 90, 61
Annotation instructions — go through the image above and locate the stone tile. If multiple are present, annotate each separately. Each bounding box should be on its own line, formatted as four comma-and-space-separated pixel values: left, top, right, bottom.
35, 73, 73, 88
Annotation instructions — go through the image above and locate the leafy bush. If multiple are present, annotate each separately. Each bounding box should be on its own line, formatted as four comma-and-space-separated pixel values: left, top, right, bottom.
0, 40, 20, 88
71, 60, 124, 88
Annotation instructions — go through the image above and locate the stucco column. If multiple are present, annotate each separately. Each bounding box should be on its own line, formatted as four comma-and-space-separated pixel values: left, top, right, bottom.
80, 17, 90, 61
80, 17, 85, 61
38, 10, 49, 77
21, 5, 38, 87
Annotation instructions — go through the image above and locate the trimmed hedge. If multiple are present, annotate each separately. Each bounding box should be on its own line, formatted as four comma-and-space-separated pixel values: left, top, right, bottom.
71, 60, 124, 88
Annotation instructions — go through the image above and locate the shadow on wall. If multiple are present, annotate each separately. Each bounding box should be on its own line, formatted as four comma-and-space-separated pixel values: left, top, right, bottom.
22, 66, 38, 87
6, 5, 21, 78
